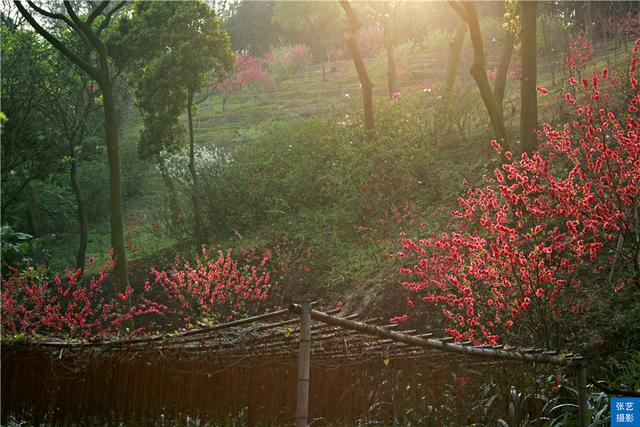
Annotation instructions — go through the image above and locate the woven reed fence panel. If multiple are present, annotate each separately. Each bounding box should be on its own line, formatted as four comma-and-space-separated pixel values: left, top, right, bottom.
1, 345, 528, 426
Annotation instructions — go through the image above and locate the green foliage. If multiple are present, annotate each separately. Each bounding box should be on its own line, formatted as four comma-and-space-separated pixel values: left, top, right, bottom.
194, 90, 489, 294
224, 0, 281, 56
110, 0, 235, 160
271, 1, 343, 61
1, 226, 34, 275
1, 27, 66, 216
539, 380, 610, 426
606, 351, 640, 392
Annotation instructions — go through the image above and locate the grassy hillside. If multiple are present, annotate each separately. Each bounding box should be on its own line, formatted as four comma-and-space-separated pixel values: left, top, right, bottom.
52, 33, 628, 305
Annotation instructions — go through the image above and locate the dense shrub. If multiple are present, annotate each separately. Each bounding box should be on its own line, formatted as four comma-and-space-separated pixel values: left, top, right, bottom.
1, 245, 280, 339
196, 84, 490, 295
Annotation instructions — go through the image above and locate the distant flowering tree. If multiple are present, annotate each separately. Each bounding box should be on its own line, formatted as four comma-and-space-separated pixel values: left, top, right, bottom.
214, 51, 271, 108
625, 12, 640, 36
234, 51, 271, 94
328, 46, 346, 62
396, 42, 640, 347
268, 43, 313, 81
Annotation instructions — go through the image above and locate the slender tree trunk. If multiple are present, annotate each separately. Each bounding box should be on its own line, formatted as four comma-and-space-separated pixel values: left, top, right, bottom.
520, 0, 538, 155
101, 77, 128, 292
494, 28, 514, 112
445, 18, 467, 94
160, 169, 180, 227
385, 45, 397, 98
540, 14, 556, 87
187, 89, 205, 248
584, 1, 592, 38
383, 20, 397, 98
70, 153, 88, 273
340, 0, 374, 138
454, 2, 510, 150
25, 179, 44, 237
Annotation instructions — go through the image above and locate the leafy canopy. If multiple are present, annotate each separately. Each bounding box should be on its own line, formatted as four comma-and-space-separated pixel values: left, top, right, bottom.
110, 1, 235, 159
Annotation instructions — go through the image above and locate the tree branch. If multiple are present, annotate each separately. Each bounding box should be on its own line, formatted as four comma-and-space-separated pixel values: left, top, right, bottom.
86, 1, 109, 25
13, 1, 101, 81
25, 0, 75, 28
97, 1, 127, 35
63, 0, 103, 53
447, 0, 469, 23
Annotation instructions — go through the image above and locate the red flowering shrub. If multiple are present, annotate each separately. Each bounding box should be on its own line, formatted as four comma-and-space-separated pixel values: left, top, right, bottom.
1, 254, 165, 339
566, 32, 594, 72
2, 243, 280, 338
396, 42, 640, 346
149, 248, 271, 325
236, 234, 315, 306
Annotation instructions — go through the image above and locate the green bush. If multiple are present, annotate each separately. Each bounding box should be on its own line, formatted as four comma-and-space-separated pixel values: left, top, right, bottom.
196, 90, 491, 294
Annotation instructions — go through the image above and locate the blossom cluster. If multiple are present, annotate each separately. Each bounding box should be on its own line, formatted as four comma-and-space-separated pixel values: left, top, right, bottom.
566, 32, 594, 72
235, 233, 314, 305
216, 51, 271, 96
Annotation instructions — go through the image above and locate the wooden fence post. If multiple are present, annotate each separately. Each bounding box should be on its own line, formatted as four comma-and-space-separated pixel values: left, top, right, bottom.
295, 301, 312, 427
576, 360, 588, 427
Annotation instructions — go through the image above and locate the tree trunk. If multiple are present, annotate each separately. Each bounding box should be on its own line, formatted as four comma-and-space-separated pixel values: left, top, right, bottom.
187, 89, 205, 248
70, 153, 88, 273
383, 20, 397, 98
160, 169, 180, 227
385, 46, 397, 99
520, 0, 538, 155
445, 18, 467, 94
583, 1, 592, 38
340, 0, 374, 138
458, 2, 510, 150
25, 179, 44, 237
494, 28, 514, 112
540, 13, 556, 87
321, 62, 326, 82
101, 77, 129, 293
